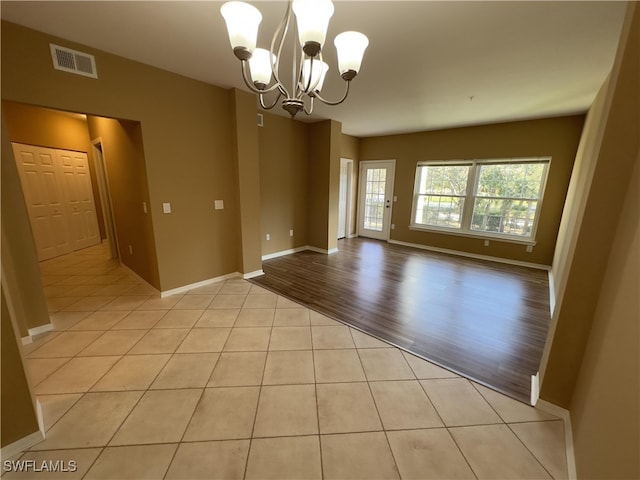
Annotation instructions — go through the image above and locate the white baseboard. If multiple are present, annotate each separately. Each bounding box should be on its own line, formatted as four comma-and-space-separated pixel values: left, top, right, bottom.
530, 372, 540, 406
243, 269, 264, 279
161, 272, 242, 297
21, 323, 54, 345
388, 239, 551, 271
307, 245, 339, 255
262, 246, 308, 261
536, 399, 577, 480
35, 398, 45, 438
548, 270, 556, 316
263, 245, 338, 260
28, 323, 54, 337
0, 430, 45, 460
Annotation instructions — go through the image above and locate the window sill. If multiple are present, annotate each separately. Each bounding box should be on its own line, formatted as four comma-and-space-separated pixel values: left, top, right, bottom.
408, 225, 537, 246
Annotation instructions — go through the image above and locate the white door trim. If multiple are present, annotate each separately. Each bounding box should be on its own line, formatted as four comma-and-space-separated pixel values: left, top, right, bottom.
338, 158, 354, 239
92, 138, 119, 260
357, 159, 396, 241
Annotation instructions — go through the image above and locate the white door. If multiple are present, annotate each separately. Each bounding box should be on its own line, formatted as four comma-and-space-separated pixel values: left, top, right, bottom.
12, 144, 73, 260
58, 149, 100, 250
12, 143, 101, 260
338, 158, 353, 239
357, 160, 395, 240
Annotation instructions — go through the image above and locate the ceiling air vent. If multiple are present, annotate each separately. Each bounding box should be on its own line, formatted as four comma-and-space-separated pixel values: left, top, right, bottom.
50, 44, 98, 79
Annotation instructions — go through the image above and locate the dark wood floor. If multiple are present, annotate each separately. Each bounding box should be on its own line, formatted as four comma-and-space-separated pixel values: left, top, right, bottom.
250, 238, 551, 403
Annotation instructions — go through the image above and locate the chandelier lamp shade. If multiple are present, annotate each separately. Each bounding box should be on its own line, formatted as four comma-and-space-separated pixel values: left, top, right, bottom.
220, 0, 369, 117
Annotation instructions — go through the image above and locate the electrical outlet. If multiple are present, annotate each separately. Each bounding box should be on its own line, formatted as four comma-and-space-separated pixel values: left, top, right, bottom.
526, 245, 534, 253
162, 202, 171, 214
266, 233, 270, 241
289, 229, 294, 237
214, 200, 224, 210
142, 201, 148, 213
128, 245, 133, 255
391, 224, 395, 230
484, 240, 490, 246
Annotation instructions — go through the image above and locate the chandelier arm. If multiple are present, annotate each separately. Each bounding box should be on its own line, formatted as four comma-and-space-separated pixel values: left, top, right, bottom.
240, 60, 281, 94
239, 61, 267, 94
291, 16, 299, 99
312, 52, 324, 93
270, 0, 292, 99
302, 96, 315, 116
295, 43, 308, 99
259, 90, 283, 110
313, 80, 351, 106
297, 53, 324, 99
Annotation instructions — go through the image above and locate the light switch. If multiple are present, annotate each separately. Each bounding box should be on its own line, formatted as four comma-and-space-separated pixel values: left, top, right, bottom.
162, 202, 172, 214
214, 200, 224, 210
142, 202, 148, 213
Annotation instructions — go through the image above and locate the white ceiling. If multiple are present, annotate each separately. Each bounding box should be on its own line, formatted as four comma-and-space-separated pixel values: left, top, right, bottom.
1, 1, 628, 137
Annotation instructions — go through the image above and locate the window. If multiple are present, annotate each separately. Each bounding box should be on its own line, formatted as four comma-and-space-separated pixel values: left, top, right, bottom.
411, 158, 550, 241
413, 163, 470, 229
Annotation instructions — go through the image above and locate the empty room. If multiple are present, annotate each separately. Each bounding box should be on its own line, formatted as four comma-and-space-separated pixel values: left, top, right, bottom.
1, 1, 638, 479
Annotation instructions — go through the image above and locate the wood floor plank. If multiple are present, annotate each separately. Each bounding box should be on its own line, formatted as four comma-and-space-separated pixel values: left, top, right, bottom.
250, 238, 551, 403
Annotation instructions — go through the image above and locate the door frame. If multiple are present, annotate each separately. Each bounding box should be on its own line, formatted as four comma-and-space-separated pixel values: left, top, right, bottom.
91, 138, 119, 260
338, 158, 354, 239
357, 159, 396, 241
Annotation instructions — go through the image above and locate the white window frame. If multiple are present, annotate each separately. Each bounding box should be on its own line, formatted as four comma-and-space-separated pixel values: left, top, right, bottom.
410, 157, 551, 245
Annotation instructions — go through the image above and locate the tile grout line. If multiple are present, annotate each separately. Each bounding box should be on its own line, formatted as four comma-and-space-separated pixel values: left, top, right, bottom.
33, 258, 194, 470
156, 281, 237, 477
443, 427, 480, 480
240, 300, 273, 480
413, 376, 479, 479
310, 323, 325, 480
504, 421, 558, 479
352, 332, 404, 480
77, 277, 241, 477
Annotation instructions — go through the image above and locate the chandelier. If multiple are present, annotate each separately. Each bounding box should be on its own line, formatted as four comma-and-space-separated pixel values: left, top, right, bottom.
220, 0, 369, 118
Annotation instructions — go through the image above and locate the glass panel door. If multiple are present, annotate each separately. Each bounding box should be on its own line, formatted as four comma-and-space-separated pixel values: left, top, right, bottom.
358, 160, 395, 240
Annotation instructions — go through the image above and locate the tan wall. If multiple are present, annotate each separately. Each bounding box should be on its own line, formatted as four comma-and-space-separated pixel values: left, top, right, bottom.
1, 112, 50, 333
541, 2, 639, 407
2, 101, 106, 239
341, 134, 360, 161
1, 287, 40, 448
259, 112, 309, 255
86, 116, 160, 288
548, 76, 611, 314
258, 117, 349, 255
1, 21, 239, 291
359, 116, 584, 265
231, 89, 262, 275
570, 150, 639, 480
307, 121, 333, 250
307, 120, 342, 251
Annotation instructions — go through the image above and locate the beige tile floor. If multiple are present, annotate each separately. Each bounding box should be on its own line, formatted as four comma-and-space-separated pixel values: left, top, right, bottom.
7, 243, 569, 479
